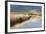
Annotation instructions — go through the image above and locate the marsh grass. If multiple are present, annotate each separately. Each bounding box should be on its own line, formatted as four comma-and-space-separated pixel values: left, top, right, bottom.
10, 15, 32, 27
10, 12, 41, 27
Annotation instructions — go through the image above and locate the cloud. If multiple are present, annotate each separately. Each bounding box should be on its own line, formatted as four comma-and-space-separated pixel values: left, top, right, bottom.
27, 9, 42, 14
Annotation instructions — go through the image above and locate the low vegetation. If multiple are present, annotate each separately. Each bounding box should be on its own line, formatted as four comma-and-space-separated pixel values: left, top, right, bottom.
10, 12, 42, 27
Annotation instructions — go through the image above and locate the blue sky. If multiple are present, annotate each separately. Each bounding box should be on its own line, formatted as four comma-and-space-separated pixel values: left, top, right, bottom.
10, 5, 42, 13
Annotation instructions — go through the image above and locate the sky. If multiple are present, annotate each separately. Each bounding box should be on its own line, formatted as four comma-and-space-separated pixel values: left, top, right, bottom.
10, 5, 42, 13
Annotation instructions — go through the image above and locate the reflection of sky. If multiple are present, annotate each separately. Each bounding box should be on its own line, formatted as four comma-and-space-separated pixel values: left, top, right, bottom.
19, 19, 42, 28
18, 21, 42, 28
10, 5, 42, 12
11, 17, 42, 29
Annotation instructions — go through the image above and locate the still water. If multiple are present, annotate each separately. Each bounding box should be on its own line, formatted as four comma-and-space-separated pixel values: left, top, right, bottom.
11, 16, 42, 29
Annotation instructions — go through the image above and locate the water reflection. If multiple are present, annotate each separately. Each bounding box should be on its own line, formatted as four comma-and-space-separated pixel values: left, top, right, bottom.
11, 16, 42, 29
